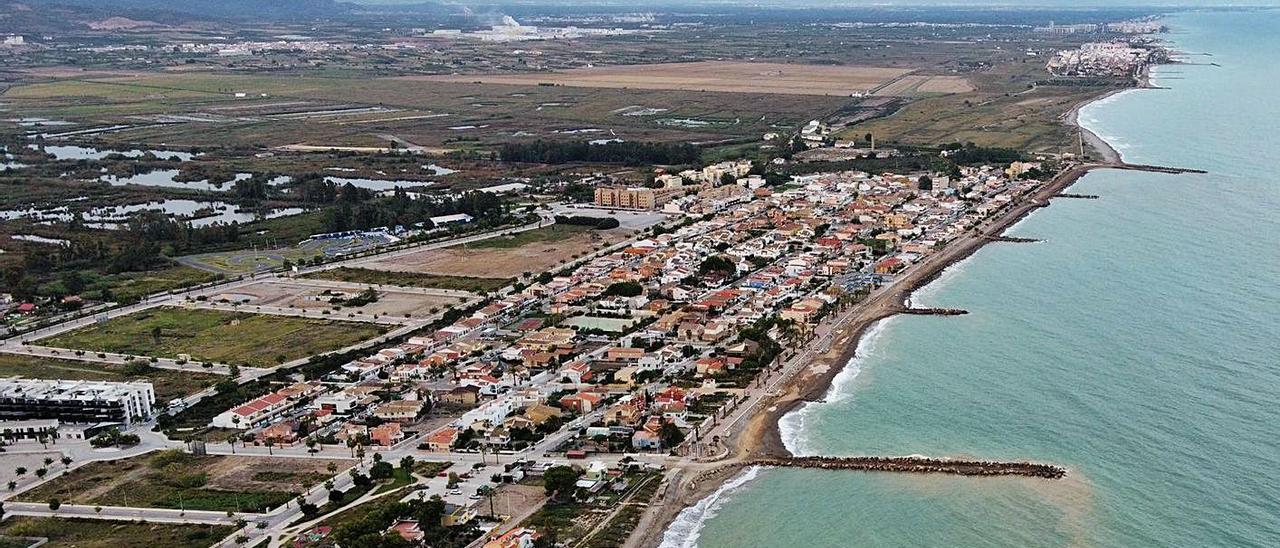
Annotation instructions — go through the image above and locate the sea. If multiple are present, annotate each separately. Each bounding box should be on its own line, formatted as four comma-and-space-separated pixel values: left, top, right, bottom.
659, 10, 1280, 548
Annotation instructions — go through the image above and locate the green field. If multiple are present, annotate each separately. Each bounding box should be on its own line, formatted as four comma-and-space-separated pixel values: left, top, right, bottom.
41, 307, 386, 367
303, 267, 510, 293
467, 224, 593, 250
89, 266, 222, 303
0, 353, 222, 403
0, 517, 232, 548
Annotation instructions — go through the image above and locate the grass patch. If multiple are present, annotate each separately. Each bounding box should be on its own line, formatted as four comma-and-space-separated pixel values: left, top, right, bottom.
0, 517, 232, 548
303, 267, 509, 293
16, 451, 347, 513
467, 224, 591, 250
41, 307, 386, 368
90, 266, 220, 304
0, 353, 222, 403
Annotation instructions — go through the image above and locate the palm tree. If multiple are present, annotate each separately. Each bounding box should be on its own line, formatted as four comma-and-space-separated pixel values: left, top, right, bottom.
60, 456, 71, 468
264, 438, 275, 456
477, 485, 497, 517
14, 467, 25, 478
227, 433, 238, 454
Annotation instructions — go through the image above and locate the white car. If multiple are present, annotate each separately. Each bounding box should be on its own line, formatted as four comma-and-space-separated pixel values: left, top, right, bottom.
448, 489, 463, 496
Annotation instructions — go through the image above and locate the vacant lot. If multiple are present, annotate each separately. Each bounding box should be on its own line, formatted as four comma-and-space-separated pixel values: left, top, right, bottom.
303, 267, 511, 294
422, 61, 912, 97
0, 517, 231, 548
206, 279, 462, 318
18, 450, 350, 513
41, 307, 386, 367
0, 353, 222, 402
360, 225, 625, 278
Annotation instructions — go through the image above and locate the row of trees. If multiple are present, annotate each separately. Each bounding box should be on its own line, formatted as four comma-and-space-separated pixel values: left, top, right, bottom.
499, 140, 701, 166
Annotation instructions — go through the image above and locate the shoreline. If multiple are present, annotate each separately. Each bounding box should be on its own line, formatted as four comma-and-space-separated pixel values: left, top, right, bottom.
633, 61, 1184, 548
632, 161, 1107, 548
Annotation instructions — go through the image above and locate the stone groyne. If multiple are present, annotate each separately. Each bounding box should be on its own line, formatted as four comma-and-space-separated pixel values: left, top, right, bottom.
749, 455, 1067, 479
901, 307, 969, 316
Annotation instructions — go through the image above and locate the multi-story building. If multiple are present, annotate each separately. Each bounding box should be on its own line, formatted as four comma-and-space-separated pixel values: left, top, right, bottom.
594, 186, 683, 210
0, 379, 155, 425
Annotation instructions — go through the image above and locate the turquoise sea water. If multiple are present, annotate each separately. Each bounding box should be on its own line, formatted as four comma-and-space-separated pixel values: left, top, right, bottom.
662, 11, 1280, 548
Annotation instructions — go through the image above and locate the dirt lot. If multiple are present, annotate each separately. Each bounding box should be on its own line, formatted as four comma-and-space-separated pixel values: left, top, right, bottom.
421, 61, 912, 96
18, 451, 352, 513
359, 225, 628, 278
208, 279, 463, 317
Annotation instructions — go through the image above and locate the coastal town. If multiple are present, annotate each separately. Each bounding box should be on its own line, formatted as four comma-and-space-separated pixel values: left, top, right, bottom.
0, 137, 1063, 546
0, 3, 1191, 548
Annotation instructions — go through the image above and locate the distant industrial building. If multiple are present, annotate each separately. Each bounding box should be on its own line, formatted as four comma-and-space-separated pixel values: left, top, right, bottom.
0, 379, 155, 425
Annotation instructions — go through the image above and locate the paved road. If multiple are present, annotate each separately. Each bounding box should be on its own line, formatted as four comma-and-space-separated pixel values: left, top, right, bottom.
5, 501, 258, 525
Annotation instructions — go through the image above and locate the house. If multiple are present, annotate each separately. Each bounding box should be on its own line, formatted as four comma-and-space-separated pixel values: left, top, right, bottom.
695, 357, 729, 376
484, 528, 541, 548
423, 427, 459, 452
373, 400, 424, 423
438, 386, 481, 407
442, 503, 477, 527
389, 520, 425, 542
256, 421, 298, 445
559, 392, 604, 414
632, 429, 662, 450
370, 423, 404, 447
523, 404, 563, 425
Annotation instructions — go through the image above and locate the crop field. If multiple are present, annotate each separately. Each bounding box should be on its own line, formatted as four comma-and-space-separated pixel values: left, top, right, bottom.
205, 279, 466, 318
0, 352, 222, 402
17, 450, 351, 513
423, 61, 916, 96
359, 224, 625, 278
40, 307, 387, 367
0, 517, 231, 548
2, 72, 852, 149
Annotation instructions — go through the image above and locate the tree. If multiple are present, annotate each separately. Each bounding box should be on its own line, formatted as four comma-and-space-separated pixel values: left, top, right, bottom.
34, 468, 47, 479
399, 455, 415, 471
446, 472, 459, 489
264, 438, 275, 456
6, 481, 15, 491
543, 466, 579, 500
60, 456, 72, 467
370, 461, 393, 480
48, 498, 60, 512
14, 467, 25, 477
660, 422, 686, 448
477, 485, 496, 517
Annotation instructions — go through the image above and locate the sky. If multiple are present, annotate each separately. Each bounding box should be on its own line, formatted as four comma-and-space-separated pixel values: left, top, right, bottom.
351, 0, 1277, 6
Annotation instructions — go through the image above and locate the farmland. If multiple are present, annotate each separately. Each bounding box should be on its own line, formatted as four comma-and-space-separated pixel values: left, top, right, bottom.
40, 307, 387, 367
420, 61, 925, 97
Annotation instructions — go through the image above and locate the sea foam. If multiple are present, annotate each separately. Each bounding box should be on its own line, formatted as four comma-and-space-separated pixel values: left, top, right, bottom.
658, 466, 766, 548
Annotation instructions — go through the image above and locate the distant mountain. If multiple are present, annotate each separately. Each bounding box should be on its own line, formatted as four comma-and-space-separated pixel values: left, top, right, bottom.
45, 0, 358, 21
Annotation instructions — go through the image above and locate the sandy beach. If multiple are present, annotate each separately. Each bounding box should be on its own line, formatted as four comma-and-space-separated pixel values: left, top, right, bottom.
625, 59, 1197, 547
627, 159, 1105, 548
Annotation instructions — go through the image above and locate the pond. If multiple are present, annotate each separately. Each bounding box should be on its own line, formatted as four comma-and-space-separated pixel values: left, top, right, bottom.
32, 144, 199, 162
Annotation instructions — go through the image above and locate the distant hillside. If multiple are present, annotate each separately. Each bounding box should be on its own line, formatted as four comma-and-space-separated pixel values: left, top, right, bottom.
46, 0, 357, 21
